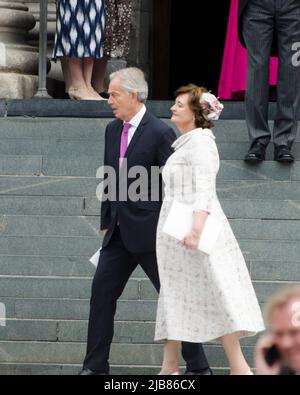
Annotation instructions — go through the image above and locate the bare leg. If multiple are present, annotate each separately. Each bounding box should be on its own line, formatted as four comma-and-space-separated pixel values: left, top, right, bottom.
220, 333, 252, 375
83, 57, 102, 99
67, 57, 96, 100
60, 57, 71, 93
159, 340, 181, 375
92, 57, 108, 93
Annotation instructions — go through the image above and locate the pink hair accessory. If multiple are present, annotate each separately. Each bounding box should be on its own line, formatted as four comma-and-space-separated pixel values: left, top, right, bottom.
200, 92, 224, 121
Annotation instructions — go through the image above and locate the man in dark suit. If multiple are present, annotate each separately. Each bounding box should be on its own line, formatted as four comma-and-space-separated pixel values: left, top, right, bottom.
238, 0, 300, 163
79, 67, 212, 375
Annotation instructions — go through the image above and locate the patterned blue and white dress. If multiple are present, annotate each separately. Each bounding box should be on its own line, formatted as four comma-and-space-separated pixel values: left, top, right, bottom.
53, 0, 105, 59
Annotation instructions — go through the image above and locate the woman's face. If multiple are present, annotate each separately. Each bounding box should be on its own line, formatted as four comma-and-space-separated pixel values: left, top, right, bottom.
171, 93, 195, 131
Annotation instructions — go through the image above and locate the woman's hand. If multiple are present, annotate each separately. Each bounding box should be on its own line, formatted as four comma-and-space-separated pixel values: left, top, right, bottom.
181, 210, 209, 250
181, 230, 202, 250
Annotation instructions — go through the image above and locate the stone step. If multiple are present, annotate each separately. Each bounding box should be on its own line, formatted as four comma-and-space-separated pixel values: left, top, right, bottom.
0, 215, 100, 237
1, 138, 300, 159
2, 98, 299, 121
0, 341, 253, 367
218, 180, 300, 200
0, 235, 100, 256
6, 365, 224, 378
0, 196, 87, 216
1, 176, 300, 199
1, 117, 300, 142
0, 176, 98, 197
0, 319, 259, 347
0, 234, 299, 259
1, 196, 300, 219
1, 298, 157, 321
0, 363, 230, 375
0, 255, 298, 282
0, 280, 289, 320
1, 154, 299, 180
1, 215, 300, 240
0, 277, 139, 300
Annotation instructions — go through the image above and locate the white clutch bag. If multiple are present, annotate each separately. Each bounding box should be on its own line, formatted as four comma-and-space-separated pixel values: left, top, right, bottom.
162, 200, 222, 255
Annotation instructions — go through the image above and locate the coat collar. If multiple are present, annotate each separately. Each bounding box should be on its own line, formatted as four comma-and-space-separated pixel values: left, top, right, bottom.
172, 128, 215, 151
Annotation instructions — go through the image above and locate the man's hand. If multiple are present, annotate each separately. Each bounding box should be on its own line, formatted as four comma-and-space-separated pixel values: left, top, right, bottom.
101, 229, 108, 236
255, 333, 282, 375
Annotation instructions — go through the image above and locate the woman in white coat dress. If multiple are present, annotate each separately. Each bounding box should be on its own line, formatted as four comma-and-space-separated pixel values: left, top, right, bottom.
155, 84, 265, 375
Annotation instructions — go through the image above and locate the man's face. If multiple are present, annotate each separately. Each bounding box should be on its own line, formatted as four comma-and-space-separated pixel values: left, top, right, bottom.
271, 298, 300, 372
107, 77, 137, 122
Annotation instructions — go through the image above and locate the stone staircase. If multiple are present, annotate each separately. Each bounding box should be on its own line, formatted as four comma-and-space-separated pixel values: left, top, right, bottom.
0, 105, 300, 375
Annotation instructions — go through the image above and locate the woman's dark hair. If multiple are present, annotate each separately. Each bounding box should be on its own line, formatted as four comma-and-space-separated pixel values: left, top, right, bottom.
175, 84, 214, 129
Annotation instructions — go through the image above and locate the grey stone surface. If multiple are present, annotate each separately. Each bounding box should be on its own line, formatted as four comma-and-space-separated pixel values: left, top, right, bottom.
0, 176, 99, 197
42, 157, 102, 177
12, 299, 157, 321
251, 260, 300, 281
221, 199, 300, 220
0, 256, 95, 277
217, 180, 300, 200
0, 155, 42, 175
0, 215, 100, 237
0, 118, 109, 139
0, 319, 57, 341
0, 100, 6, 117
229, 219, 300, 241
5, 100, 297, 120
0, 196, 86, 216
0, 138, 104, 156
6, 99, 113, 118
240, 240, 300, 262
0, 235, 100, 256
218, 160, 292, 181
0, 341, 254, 367
0, 277, 140, 300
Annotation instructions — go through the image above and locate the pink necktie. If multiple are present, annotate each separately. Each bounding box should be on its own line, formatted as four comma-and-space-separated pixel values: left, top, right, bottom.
119, 123, 131, 165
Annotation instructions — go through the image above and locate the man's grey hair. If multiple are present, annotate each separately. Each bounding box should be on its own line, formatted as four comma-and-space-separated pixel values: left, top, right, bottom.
109, 67, 148, 103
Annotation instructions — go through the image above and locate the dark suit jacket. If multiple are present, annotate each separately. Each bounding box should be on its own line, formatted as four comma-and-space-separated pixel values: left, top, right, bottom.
100, 110, 176, 253
238, 0, 278, 56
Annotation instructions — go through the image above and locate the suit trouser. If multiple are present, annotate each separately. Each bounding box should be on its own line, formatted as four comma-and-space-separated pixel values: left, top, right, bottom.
83, 226, 210, 373
242, 0, 300, 149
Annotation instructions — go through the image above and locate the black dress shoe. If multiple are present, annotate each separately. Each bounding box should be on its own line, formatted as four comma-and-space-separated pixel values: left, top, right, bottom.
244, 142, 266, 163
274, 145, 294, 163
79, 368, 107, 375
184, 368, 214, 375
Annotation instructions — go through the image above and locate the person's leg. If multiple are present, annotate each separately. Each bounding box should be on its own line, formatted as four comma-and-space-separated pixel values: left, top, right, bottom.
60, 57, 71, 93
159, 340, 181, 375
82, 57, 102, 99
138, 252, 210, 373
67, 57, 95, 100
92, 57, 108, 93
242, 0, 275, 150
83, 227, 137, 373
220, 333, 251, 375
273, 0, 300, 150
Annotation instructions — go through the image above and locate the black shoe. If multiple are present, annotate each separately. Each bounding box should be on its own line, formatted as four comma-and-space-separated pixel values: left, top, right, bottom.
244, 143, 266, 163
184, 368, 214, 375
78, 368, 107, 375
274, 145, 294, 163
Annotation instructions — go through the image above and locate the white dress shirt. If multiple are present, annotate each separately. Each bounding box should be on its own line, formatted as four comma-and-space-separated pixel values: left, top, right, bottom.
125, 104, 147, 147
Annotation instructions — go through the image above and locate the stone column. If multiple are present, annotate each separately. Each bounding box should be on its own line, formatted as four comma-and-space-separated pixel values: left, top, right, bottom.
0, 0, 39, 99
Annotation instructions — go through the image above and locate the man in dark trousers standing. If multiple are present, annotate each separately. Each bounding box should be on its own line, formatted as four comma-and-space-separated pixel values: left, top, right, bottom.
238, 0, 300, 163
79, 67, 212, 375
